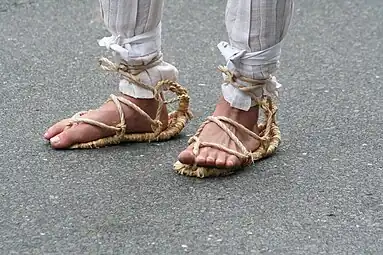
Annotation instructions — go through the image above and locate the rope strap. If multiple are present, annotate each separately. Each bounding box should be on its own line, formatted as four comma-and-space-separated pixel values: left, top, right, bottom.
218, 65, 280, 104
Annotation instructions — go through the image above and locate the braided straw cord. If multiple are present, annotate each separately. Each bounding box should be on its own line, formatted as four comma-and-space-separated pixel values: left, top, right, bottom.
67, 57, 191, 149
174, 68, 281, 178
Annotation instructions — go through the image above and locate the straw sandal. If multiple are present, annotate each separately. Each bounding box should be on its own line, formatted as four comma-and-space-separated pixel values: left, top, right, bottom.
173, 66, 281, 178
65, 57, 192, 149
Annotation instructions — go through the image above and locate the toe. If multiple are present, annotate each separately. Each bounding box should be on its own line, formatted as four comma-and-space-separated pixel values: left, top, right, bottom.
215, 151, 227, 168
49, 133, 72, 149
195, 148, 208, 166
49, 130, 78, 149
44, 119, 71, 140
226, 155, 241, 168
205, 150, 217, 167
49, 125, 87, 149
178, 146, 196, 165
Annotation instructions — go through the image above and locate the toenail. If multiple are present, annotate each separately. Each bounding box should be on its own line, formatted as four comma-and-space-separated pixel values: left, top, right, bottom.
217, 160, 225, 166
196, 156, 204, 162
43, 132, 49, 138
50, 136, 60, 144
227, 161, 234, 167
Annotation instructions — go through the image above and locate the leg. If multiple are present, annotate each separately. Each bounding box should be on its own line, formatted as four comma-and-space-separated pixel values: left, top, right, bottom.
44, 0, 181, 149
178, 0, 293, 171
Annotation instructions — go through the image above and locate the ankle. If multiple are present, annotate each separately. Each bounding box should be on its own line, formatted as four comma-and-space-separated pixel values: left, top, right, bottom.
212, 98, 258, 129
215, 97, 259, 114
119, 61, 178, 99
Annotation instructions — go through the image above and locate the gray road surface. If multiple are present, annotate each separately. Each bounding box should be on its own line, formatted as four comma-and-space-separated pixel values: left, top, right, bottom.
0, 0, 382, 254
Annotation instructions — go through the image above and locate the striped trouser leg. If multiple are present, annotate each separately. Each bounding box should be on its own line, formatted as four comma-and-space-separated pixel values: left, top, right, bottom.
220, 0, 294, 110
98, 0, 178, 99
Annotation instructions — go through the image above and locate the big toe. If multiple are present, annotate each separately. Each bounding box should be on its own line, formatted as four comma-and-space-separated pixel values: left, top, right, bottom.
49, 127, 84, 149
44, 119, 71, 140
178, 148, 196, 165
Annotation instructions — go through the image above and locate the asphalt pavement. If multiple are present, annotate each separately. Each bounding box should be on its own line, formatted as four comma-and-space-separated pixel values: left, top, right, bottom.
0, 0, 382, 254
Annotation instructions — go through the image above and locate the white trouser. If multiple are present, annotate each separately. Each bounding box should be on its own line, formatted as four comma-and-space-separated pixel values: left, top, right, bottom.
98, 0, 294, 110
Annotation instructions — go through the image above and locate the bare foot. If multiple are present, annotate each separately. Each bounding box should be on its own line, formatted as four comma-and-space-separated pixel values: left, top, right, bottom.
44, 93, 168, 149
178, 97, 260, 168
